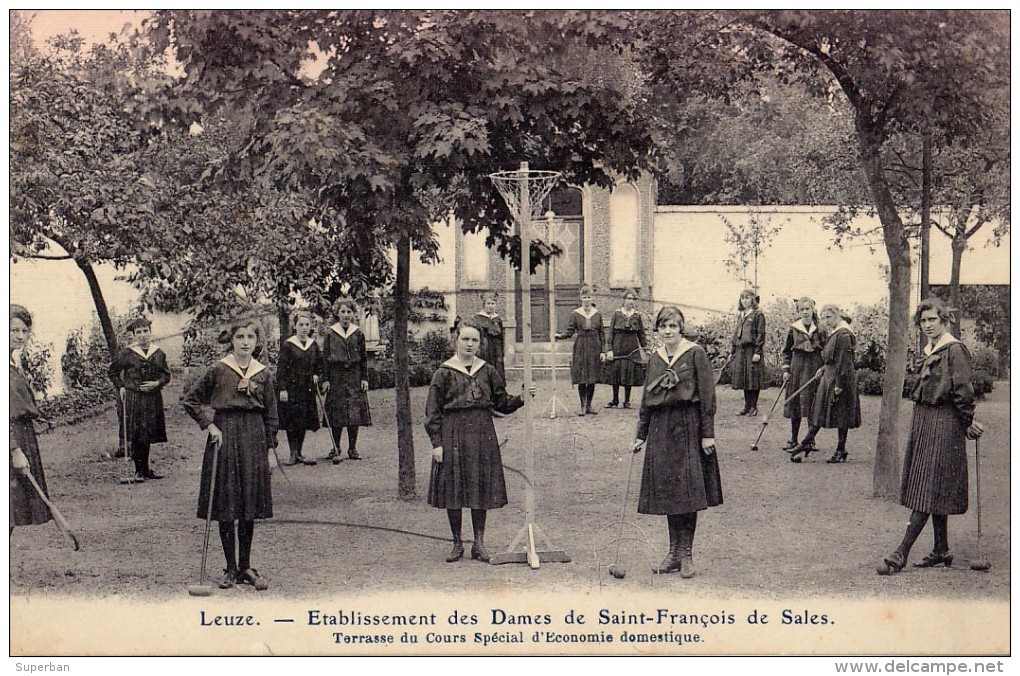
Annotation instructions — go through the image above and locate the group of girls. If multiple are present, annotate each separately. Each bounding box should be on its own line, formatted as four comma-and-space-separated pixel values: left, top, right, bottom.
8, 288, 986, 585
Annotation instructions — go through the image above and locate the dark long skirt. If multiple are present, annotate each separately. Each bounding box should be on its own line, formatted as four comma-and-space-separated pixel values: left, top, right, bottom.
782, 351, 823, 419
604, 332, 645, 386
810, 366, 861, 429
196, 410, 273, 522
730, 344, 764, 390
570, 332, 603, 385
638, 402, 723, 514
279, 389, 320, 432
10, 418, 52, 527
124, 389, 167, 444
479, 335, 505, 381
325, 367, 372, 427
900, 403, 968, 515
428, 408, 508, 510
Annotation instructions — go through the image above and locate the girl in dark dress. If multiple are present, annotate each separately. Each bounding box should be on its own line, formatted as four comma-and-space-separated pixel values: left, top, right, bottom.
556, 285, 606, 416
604, 289, 647, 409
877, 298, 985, 575
183, 319, 278, 591
474, 292, 506, 381
730, 288, 766, 416
780, 298, 825, 451
632, 306, 722, 578
427, 319, 535, 563
108, 316, 171, 481
10, 304, 52, 537
788, 304, 861, 463
321, 298, 372, 463
276, 310, 321, 466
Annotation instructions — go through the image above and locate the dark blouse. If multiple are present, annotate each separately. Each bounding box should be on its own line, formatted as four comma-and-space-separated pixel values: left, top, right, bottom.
910, 340, 976, 428
821, 328, 857, 389
636, 345, 717, 440
732, 310, 766, 353
322, 327, 368, 374
182, 360, 279, 444
424, 361, 524, 448
108, 347, 172, 391
782, 323, 825, 365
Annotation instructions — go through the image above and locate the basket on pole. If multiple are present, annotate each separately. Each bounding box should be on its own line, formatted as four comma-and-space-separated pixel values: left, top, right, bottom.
488, 162, 570, 568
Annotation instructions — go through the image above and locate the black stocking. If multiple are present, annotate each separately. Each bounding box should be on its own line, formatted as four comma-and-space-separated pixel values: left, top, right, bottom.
347, 426, 359, 450
446, 509, 463, 542
932, 514, 949, 554
578, 385, 587, 407
471, 509, 487, 541
896, 510, 930, 559
837, 428, 849, 451
790, 417, 802, 441
218, 521, 237, 572
611, 385, 620, 404
623, 386, 632, 404
238, 520, 255, 572
286, 430, 306, 457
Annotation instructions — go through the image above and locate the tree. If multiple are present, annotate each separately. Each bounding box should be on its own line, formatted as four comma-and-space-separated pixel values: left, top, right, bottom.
640, 10, 1008, 499
10, 17, 156, 359
142, 10, 657, 499
719, 209, 784, 290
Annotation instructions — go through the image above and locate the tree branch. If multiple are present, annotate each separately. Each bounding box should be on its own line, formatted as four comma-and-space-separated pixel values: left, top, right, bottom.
24, 252, 73, 260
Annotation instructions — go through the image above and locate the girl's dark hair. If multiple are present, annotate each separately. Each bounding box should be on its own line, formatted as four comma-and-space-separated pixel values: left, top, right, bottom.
579, 284, 594, 296
914, 297, 954, 327
624, 288, 639, 301
125, 316, 152, 333
654, 306, 685, 333
453, 317, 482, 338
217, 319, 263, 348
480, 292, 499, 303
10, 304, 33, 329
335, 297, 357, 312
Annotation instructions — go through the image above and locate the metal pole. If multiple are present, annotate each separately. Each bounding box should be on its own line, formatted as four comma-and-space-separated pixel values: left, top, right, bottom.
546, 212, 559, 417
518, 162, 536, 533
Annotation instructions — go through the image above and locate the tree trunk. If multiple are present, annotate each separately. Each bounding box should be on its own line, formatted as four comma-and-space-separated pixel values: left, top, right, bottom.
394, 234, 416, 500
75, 256, 119, 360
277, 287, 291, 352
857, 126, 909, 501
949, 234, 966, 338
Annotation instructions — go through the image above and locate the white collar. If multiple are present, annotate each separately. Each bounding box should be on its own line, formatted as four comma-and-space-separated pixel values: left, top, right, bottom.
330, 323, 360, 339
656, 339, 696, 368
219, 354, 266, 379
476, 311, 499, 319
831, 320, 855, 337
286, 335, 315, 351
128, 343, 159, 360
574, 307, 598, 319
10, 349, 22, 369
925, 332, 960, 356
791, 320, 817, 335
441, 356, 486, 377
618, 307, 637, 317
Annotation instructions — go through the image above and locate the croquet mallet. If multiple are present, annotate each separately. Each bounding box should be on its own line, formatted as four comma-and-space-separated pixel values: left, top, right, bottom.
970, 434, 991, 572
188, 435, 221, 597
314, 385, 343, 464
609, 443, 641, 579
749, 379, 788, 451
17, 460, 80, 551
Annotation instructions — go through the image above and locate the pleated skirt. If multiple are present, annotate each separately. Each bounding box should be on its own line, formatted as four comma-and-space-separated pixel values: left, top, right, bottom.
196, 410, 273, 522
638, 403, 723, 515
10, 418, 52, 527
604, 332, 645, 386
730, 344, 764, 390
124, 389, 168, 444
570, 332, 604, 385
900, 403, 968, 515
427, 408, 508, 510
325, 367, 372, 427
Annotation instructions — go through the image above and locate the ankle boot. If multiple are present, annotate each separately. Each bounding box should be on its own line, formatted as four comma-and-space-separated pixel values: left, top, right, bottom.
471, 537, 490, 562
679, 528, 695, 578
654, 527, 681, 574
446, 538, 464, 563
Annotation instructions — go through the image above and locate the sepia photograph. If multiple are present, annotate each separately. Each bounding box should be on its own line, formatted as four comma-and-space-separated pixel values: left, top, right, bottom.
7, 8, 1011, 667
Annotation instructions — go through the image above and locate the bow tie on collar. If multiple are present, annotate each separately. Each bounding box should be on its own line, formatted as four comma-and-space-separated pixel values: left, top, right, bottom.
237, 376, 259, 397
649, 368, 679, 392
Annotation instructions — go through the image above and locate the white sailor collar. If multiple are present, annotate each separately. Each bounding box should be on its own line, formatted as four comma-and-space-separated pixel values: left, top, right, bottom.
10, 349, 22, 369
128, 343, 160, 360
831, 320, 856, 338
925, 332, 961, 357
574, 307, 598, 319
476, 311, 499, 319
441, 356, 487, 377
656, 339, 696, 368
791, 320, 817, 335
330, 323, 360, 339
618, 307, 637, 317
286, 335, 316, 351
219, 354, 266, 379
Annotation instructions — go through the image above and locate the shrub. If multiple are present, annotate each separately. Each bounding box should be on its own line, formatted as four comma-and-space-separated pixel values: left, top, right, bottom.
19, 341, 54, 396
37, 385, 116, 426
61, 316, 127, 391
970, 343, 1000, 377
972, 370, 995, 398
366, 360, 434, 390
416, 329, 453, 368
857, 368, 886, 396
